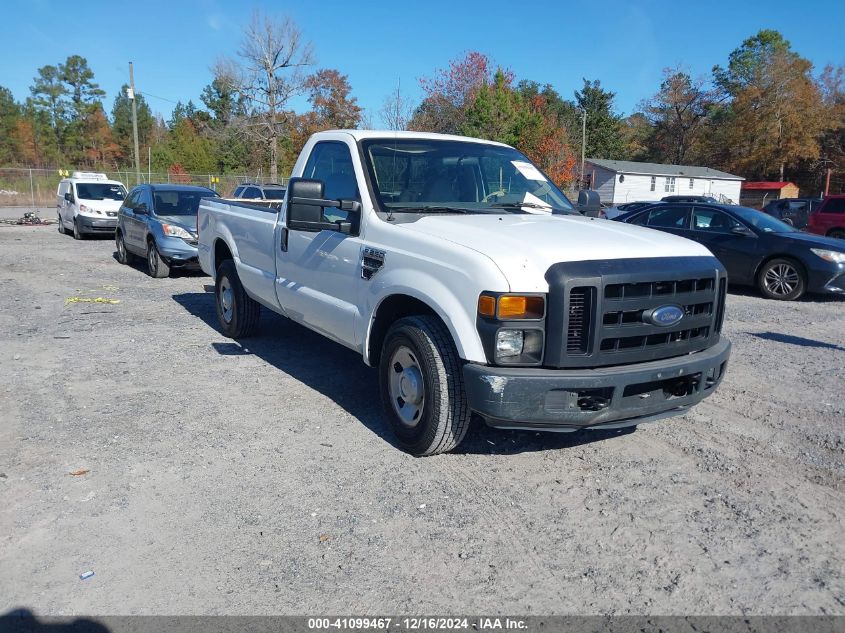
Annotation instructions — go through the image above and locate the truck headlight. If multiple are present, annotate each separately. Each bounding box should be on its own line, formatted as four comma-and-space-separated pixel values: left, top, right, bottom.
162, 224, 194, 240
811, 248, 845, 264
496, 330, 523, 357
79, 205, 102, 215
495, 329, 543, 364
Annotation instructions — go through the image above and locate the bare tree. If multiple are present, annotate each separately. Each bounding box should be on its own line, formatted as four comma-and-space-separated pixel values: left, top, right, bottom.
378, 82, 416, 131
216, 11, 313, 180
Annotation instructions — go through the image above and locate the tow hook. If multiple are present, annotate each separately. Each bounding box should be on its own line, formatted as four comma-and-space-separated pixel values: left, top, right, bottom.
577, 395, 611, 412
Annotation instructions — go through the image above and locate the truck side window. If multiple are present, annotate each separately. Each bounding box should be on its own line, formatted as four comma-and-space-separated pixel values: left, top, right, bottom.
303, 142, 359, 223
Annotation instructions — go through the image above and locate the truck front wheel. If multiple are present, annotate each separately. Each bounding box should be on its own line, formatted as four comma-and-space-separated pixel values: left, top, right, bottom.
215, 259, 261, 338
379, 315, 470, 456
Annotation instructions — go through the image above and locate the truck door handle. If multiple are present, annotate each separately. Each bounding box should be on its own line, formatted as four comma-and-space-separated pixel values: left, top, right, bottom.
280, 227, 289, 252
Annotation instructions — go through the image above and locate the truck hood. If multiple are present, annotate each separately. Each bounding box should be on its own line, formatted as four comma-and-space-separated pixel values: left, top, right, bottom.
399, 213, 714, 291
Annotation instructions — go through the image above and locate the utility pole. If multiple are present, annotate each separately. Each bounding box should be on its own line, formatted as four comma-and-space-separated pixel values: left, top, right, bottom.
825, 167, 832, 196
580, 110, 587, 188
128, 62, 141, 185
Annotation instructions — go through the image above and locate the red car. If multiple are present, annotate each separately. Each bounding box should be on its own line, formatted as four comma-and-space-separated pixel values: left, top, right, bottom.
808, 194, 845, 240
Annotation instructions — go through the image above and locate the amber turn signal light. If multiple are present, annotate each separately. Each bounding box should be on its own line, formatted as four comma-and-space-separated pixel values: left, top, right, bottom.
478, 294, 545, 320
478, 294, 496, 317
498, 295, 545, 320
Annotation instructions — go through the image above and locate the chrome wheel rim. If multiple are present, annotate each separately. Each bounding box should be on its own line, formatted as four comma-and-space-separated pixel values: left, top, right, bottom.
117, 235, 125, 260
219, 277, 234, 323
764, 263, 800, 297
388, 346, 425, 427
148, 244, 157, 274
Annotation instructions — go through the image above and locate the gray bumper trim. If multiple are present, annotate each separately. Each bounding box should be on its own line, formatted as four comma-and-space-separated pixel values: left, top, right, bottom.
463, 338, 731, 430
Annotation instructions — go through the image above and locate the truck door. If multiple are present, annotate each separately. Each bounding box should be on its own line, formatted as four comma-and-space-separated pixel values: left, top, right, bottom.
274, 141, 363, 348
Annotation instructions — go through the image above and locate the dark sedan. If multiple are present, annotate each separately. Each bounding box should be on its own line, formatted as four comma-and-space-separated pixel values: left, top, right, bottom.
614, 202, 845, 300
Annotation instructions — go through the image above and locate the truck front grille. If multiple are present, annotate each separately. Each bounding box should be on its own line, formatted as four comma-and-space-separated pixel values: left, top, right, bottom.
544, 258, 727, 369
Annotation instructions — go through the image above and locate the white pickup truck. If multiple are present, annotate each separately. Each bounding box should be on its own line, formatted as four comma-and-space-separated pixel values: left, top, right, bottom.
198, 130, 731, 455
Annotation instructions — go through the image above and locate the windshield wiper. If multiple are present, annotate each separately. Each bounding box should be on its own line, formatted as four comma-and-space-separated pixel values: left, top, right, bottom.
400, 206, 473, 214
490, 202, 573, 214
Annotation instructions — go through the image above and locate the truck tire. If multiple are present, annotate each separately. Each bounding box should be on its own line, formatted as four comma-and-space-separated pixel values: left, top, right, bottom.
147, 240, 170, 278
215, 259, 261, 338
757, 257, 805, 301
72, 219, 83, 240
379, 315, 470, 456
828, 229, 845, 240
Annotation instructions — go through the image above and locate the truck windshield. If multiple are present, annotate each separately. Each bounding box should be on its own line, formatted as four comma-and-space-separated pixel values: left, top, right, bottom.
361, 139, 576, 215
76, 183, 127, 201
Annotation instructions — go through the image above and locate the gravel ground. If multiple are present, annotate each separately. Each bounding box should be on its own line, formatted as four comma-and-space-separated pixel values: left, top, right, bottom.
0, 224, 843, 616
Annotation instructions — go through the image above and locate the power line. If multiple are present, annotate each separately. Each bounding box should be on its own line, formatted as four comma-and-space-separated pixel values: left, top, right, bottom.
137, 91, 180, 105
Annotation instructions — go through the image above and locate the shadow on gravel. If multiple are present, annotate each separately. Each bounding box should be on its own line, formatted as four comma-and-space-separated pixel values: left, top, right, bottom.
728, 285, 845, 303
172, 290, 637, 455
749, 331, 845, 352
0, 609, 109, 633
110, 250, 208, 278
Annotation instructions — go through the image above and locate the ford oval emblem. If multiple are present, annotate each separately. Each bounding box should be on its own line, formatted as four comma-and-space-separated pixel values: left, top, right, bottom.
646, 305, 685, 327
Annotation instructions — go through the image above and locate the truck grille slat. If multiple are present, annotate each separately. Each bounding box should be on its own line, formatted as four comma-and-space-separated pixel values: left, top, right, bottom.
566, 287, 593, 355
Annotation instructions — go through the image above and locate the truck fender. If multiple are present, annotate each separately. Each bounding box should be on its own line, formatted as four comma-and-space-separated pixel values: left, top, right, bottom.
210, 225, 242, 278
363, 270, 487, 366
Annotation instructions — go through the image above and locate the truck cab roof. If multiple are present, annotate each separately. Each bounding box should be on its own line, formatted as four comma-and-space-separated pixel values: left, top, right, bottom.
311, 129, 512, 147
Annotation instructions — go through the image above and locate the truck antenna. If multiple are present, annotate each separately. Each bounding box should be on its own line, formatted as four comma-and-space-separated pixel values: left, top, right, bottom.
386, 77, 401, 222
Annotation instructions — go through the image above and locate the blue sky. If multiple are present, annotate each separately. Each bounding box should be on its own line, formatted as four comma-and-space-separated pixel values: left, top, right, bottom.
1, 0, 843, 123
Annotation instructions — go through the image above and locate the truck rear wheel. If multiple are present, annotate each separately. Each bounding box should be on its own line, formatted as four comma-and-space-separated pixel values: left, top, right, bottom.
379, 315, 470, 456
215, 259, 261, 338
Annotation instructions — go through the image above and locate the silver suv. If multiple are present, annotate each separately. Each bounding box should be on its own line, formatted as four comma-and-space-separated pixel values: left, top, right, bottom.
231, 183, 286, 201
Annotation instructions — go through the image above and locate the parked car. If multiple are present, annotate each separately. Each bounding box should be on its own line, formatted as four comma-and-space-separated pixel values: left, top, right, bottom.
661, 195, 720, 204
604, 200, 661, 220
56, 172, 127, 239
198, 130, 731, 455
807, 195, 845, 240
231, 182, 287, 201
614, 202, 845, 300
115, 184, 218, 278
761, 197, 822, 229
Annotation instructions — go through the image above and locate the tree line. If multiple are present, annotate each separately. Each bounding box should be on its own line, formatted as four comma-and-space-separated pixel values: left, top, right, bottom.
0, 15, 842, 195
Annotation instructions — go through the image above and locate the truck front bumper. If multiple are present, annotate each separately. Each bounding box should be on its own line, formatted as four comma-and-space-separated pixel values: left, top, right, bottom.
463, 338, 731, 431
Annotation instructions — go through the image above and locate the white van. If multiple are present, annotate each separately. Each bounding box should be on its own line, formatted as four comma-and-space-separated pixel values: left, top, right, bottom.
56, 172, 128, 239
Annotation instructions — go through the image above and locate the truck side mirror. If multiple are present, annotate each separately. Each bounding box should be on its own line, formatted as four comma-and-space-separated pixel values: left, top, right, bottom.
287, 177, 355, 234
288, 178, 326, 226
577, 190, 601, 217
64, 192, 73, 202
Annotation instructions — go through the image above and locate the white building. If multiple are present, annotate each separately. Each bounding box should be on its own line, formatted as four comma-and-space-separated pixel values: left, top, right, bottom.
585, 159, 744, 205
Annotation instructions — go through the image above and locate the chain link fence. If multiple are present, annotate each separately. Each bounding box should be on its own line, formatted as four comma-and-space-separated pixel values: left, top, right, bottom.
0, 167, 289, 208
